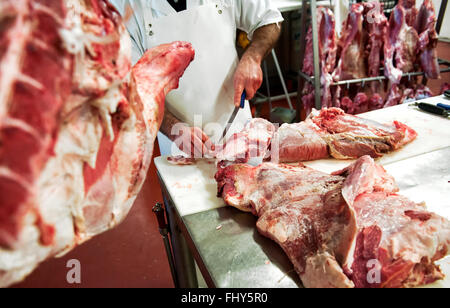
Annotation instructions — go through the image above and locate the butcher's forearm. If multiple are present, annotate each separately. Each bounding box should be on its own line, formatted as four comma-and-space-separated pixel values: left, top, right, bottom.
242, 23, 281, 64
160, 109, 182, 141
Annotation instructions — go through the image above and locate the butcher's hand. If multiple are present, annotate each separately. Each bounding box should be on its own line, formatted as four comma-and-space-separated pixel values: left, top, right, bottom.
233, 55, 263, 107
160, 110, 213, 158
174, 125, 213, 158
233, 23, 282, 107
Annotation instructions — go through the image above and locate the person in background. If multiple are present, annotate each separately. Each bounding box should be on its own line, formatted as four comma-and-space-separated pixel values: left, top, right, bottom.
111, 0, 283, 157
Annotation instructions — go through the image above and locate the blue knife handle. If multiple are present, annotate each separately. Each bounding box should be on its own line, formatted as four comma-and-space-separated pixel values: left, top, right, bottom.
437, 103, 450, 111
240, 91, 246, 109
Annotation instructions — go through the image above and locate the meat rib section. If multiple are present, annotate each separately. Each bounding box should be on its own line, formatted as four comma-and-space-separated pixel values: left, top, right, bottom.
0, 0, 73, 248
0, 0, 195, 287
216, 156, 450, 288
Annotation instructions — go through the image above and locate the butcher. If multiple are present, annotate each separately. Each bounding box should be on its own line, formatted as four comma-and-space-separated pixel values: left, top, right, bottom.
110, 0, 283, 157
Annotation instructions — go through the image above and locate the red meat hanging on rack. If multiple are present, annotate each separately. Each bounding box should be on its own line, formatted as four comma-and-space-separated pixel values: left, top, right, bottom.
384, 4, 419, 85
301, 7, 337, 115
398, 0, 419, 26
415, 0, 440, 80
332, 4, 366, 82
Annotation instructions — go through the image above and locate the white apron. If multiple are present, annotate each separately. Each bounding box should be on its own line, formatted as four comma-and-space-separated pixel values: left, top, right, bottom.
142, 1, 252, 155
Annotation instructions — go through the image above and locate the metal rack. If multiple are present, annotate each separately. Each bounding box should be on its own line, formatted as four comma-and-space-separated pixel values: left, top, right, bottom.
296, 0, 450, 120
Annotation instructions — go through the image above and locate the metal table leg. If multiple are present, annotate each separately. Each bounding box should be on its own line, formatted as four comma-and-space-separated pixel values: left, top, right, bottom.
162, 193, 199, 288
156, 170, 199, 288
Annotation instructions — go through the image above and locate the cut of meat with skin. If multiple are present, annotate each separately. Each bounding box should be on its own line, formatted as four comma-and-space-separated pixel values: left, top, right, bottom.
0, 0, 195, 287
216, 156, 450, 288
333, 157, 450, 288
215, 162, 357, 288
415, 0, 440, 80
384, 5, 419, 84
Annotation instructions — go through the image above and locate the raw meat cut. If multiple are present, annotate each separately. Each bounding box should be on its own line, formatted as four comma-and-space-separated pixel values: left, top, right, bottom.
369, 93, 384, 111
341, 92, 368, 115
384, 4, 419, 84
333, 4, 366, 81
167, 156, 196, 166
333, 156, 450, 288
275, 120, 329, 163
385, 84, 403, 107
308, 108, 417, 159
216, 156, 450, 288
214, 108, 417, 165
0, 0, 194, 287
415, 0, 440, 80
215, 162, 357, 288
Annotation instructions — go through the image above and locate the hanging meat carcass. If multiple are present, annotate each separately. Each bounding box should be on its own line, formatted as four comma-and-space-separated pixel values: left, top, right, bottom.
363, 1, 388, 94
331, 4, 368, 112
0, 0, 195, 287
384, 4, 420, 107
333, 4, 366, 82
301, 7, 337, 114
415, 0, 440, 80
384, 4, 419, 85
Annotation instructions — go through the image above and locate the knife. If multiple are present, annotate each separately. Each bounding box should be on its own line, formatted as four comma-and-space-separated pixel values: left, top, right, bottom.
412, 102, 449, 117
444, 90, 450, 99
221, 91, 246, 140
437, 103, 450, 111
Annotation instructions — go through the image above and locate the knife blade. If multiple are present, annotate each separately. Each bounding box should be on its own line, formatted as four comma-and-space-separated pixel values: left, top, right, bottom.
221, 91, 246, 140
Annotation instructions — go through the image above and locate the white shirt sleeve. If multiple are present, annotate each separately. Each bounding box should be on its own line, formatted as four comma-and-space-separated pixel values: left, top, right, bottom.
234, 0, 284, 40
